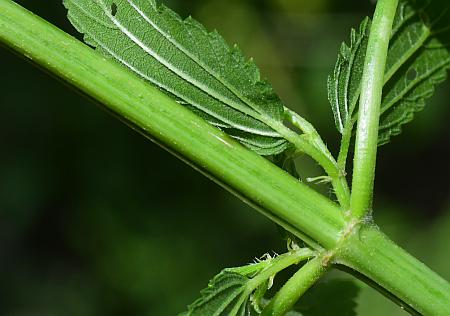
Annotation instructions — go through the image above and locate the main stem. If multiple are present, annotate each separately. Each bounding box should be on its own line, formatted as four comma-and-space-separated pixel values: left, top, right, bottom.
0, 0, 345, 249
350, 0, 399, 219
1, 1, 449, 315
339, 225, 450, 316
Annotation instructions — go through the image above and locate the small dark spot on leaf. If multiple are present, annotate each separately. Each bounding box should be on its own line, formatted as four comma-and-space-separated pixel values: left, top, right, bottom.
111, 3, 118, 16
407, 68, 418, 81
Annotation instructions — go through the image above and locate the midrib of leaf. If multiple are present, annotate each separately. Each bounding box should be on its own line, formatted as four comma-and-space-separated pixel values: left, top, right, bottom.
94, 0, 268, 131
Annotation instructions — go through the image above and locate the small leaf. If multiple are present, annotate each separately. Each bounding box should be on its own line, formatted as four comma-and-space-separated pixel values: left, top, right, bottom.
327, 17, 371, 134
181, 263, 267, 316
182, 249, 315, 316
63, 0, 289, 155
328, 0, 450, 145
185, 270, 256, 316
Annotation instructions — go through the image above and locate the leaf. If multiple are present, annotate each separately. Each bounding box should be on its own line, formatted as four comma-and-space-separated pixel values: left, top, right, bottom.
327, 17, 371, 134
328, 0, 450, 145
181, 248, 315, 315
181, 263, 267, 316
379, 0, 450, 145
184, 270, 257, 316
63, 0, 289, 155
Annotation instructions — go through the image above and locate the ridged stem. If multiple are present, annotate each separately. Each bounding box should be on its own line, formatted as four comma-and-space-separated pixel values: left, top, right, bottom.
350, 0, 399, 219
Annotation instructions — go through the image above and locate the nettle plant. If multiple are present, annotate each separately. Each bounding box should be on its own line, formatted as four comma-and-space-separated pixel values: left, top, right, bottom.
1, 0, 449, 315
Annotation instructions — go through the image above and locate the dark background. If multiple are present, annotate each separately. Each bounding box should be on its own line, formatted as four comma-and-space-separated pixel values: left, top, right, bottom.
1, 0, 449, 315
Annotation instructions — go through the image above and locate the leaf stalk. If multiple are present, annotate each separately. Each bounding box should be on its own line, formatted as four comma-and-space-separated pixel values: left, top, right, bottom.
261, 255, 328, 316
283, 108, 350, 209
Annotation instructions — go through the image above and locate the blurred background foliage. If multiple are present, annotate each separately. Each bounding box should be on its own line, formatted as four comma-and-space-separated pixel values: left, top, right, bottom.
0, 0, 449, 315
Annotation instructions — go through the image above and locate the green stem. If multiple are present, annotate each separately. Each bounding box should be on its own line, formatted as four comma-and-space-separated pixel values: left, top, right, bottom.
283, 108, 350, 209
338, 225, 450, 316
231, 248, 315, 315
337, 119, 355, 174
261, 256, 327, 316
1, 1, 449, 314
350, 0, 399, 219
337, 20, 430, 176
246, 249, 315, 294
0, 0, 345, 249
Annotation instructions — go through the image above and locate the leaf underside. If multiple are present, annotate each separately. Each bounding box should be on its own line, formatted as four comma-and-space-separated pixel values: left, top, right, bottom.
64, 0, 289, 155
328, 0, 450, 146
181, 264, 265, 316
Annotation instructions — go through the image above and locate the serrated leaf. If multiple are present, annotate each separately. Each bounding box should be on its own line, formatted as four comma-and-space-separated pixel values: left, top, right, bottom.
379, 0, 450, 145
327, 17, 371, 134
328, 0, 450, 145
63, 0, 289, 155
182, 263, 266, 316
185, 270, 257, 316
182, 249, 315, 316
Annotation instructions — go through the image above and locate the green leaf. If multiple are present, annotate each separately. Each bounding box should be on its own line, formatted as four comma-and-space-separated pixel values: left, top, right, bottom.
63, 0, 289, 155
379, 0, 450, 145
328, 0, 450, 145
182, 249, 315, 316
184, 270, 257, 316
327, 17, 371, 134
181, 262, 268, 316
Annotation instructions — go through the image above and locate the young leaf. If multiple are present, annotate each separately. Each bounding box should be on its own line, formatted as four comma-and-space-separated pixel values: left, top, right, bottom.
328, 0, 450, 146
327, 18, 371, 134
181, 249, 315, 316
63, 0, 289, 155
181, 262, 270, 316
183, 270, 258, 316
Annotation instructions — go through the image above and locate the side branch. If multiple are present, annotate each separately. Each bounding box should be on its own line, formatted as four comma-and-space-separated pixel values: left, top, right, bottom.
350, 0, 399, 219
